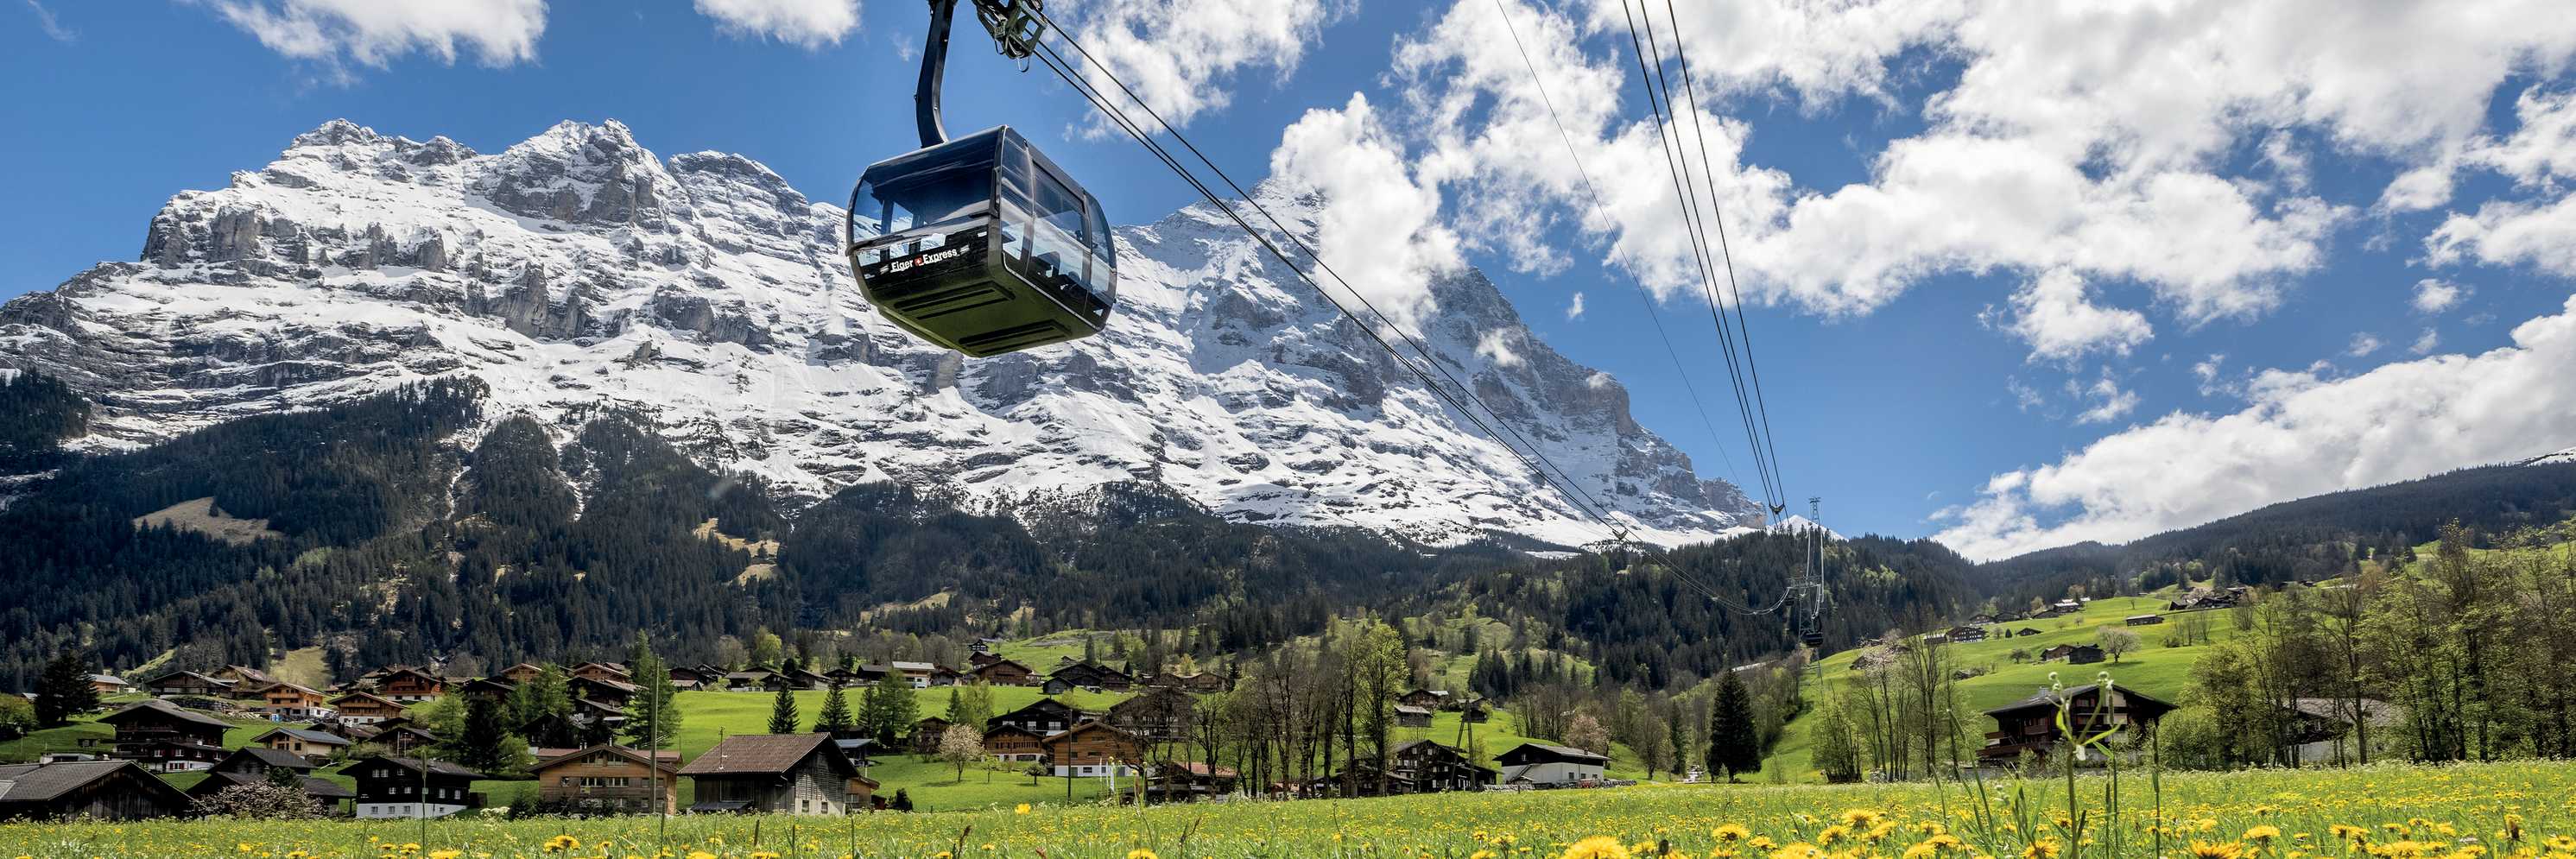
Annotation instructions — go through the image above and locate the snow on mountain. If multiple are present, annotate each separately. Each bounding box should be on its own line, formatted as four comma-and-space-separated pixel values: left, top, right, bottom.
0, 119, 1760, 547
2524, 446, 2576, 466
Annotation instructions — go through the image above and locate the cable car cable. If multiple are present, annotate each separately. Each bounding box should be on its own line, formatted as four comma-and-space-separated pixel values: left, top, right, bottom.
1027, 21, 1636, 544
1025, 37, 1626, 545
1617, 0, 1785, 514
1654, 0, 1791, 516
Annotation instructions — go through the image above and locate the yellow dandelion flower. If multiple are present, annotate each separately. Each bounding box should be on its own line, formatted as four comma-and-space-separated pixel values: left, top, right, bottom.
2250, 826, 2284, 843
1128, 850, 1161, 859
2190, 841, 2245, 859
1715, 825, 1752, 843
2022, 840, 2061, 859
1016, 803, 1033, 814
1563, 837, 1633, 859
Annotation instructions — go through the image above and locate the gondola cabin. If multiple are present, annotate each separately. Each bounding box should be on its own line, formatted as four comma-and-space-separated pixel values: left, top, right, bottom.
846, 126, 1117, 357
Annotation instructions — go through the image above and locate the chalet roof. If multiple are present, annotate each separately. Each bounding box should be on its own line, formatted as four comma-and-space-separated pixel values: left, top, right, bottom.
2286, 698, 2403, 726
87, 674, 128, 685
141, 669, 231, 687
889, 661, 935, 672
256, 681, 326, 697
222, 665, 275, 683
982, 723, 1044, 740
329, 691, 405, 709
355, 755, 484, 779
1160, 761, 1238, 777
220, 746, 319, 772
678, 733, 851, 777
0, 761, 167, 802
972, 658, 1032, 673
100, 699, 234, 731
1393, 705, 1432, 716
258, 727, 351, 746
1039, 720, 1139, 748
1492, 742, 1610, 765
724, 671, 776, 680
997, 698, 1079, 719
1984, 684, 2176, 716
533, 744, 679, 775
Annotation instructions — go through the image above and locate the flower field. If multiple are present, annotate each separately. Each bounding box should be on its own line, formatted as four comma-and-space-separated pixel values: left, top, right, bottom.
7, 761, 2574, 858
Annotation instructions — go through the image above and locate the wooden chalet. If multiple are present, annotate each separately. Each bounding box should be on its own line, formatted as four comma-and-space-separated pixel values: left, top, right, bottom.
0, 761, 192, 821
182, 747, 354, 812
1393, 705, 1433, 728
100, 700, 231, 772
497, 662, 547, 683
1396, 688, 1452, 710
1979, 684, 2176, 764
1387, 739, 1496, 793
1492, 742, 1608, 786
991, 698, 1084, 735
966, 650, 1002, 667
349, 755, 484, 819
1459, 698, 1491, 723
1106, 686, 1194, 741
845, 773, 883, 810
2125, 614, 2166, 626
328, 691, 407, 723
982, 724, 1047, 762
141, 669, 231, 698
211, 665, 275, 696
677, 732, 857, 815
1040, 721, 1142, 777
453, 677, 517, 702
722, 671, 776, 692
375, 667, 445, 703
255, 682, 335, 719
1144, 761, 1237, 803
568, 675, 638, 707
884, 661, 940, 687
254, 726, 351, 761
533, 744, 680, 814
87, 674, 131, 696
911, 717, 954, 755
1946, 626, 1989, 642
570, 662, 630, 684
970, 658, 1036, 686
1047, 661, 1133, 692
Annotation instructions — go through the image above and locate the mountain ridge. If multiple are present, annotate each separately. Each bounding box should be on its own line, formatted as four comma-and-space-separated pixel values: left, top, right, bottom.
0, 117, 1758, 547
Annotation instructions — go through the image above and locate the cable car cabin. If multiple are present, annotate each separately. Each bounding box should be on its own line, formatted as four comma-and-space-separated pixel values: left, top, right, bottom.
846, 126, 1117, 357
1801, 632, 1827, 649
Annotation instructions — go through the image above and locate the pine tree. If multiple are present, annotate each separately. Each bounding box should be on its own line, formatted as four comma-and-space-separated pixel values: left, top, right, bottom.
1708, 669, 1762, 780
622, 636, 683, 749
767, 682, 801, 734
506, 665, 571, 735
455, 694, 533, 776
813, 682, 855, 735
860, 674, 918, 742
34, 652, 100, 727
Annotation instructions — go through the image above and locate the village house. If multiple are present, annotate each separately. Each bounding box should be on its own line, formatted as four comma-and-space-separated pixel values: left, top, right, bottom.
845, 772, 882, 810
568, 675, 638, 707
1106, 686, 1194, 742
532, 744, 680, 815
1041, 721, 1142, 777
991, 698, 1084, 735
1396, 688, 1452, 710
2037, 644, 2105, 664
678, 732, 858, 815
141, 669, 231, 698
87, 674, 130, 697
887, 661, 940, 688
349, 755, 484, 819
970, 658, 1036, 686
1047, 661, 1133, 692
211, 665, 275, 694
2125, 614, 2166, 626
1385, 739, 1496, 793
1394, 705, 1434, 728
328, 691, 407, 723
1946, 625, 1989, 642
982, 724, 1047, 762
100, 700, 231, 773
254, 726, 351, 761
911, 717, 953, 755
375, 667, 446, 703
0, 761, 193, 821
255, 681, 335, 719
1144, 761, 1238, 802
724, 671, 777, 692
570, 662, 630, 684
497, 662, 547, 684
1978, 684, 2178, 765
2283, 698, 2403, 766
1493, 742, 1609, 786
453, 677, 517, 702
183, 747, 355, 812
1459, 698, 1492, 723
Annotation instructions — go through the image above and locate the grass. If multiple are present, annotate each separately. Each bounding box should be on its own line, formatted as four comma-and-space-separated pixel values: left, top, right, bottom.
5, 759, 2569, 857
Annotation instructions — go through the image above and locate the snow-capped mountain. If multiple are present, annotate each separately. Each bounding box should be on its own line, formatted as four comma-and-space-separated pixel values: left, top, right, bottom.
2525, 446, 2576, 466
0, 119, 1759, 547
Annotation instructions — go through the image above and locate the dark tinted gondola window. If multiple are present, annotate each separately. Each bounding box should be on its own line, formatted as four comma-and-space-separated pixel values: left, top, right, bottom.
1084, 194, 1116, 303
853, 142, 997, 237
1026, 167, 1090, 293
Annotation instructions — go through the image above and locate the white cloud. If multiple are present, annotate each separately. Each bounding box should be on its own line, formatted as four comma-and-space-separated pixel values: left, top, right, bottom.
2192, 353, 2226, 394
1935, 295, 2576, 561
202, 0, 545, 70
1565, 291, 1586, 320
2072, 375, 2138, 425
2345, 332, 2383, 357
2004, 377, 2043, 412
1066, 0, 1347, 132
2411, 327, 2441, 355
2004, 268, 2154, 363
1475, 330, 1525, 368
2471, 86, 2576, 186
24, 0, 73, 41
2426, 193, 2576, 276
2412, 279, 2467, 314
1585, 370, 1614, 389
693, 0, 858, 48
1268, 93, 1463, 335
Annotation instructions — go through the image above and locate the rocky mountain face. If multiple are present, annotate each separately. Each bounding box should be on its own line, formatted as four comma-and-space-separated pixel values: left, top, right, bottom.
0, 119, 1757, 547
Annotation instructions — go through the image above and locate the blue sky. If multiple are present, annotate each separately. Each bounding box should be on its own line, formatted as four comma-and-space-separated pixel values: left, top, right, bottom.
7, 0, 2576, 558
